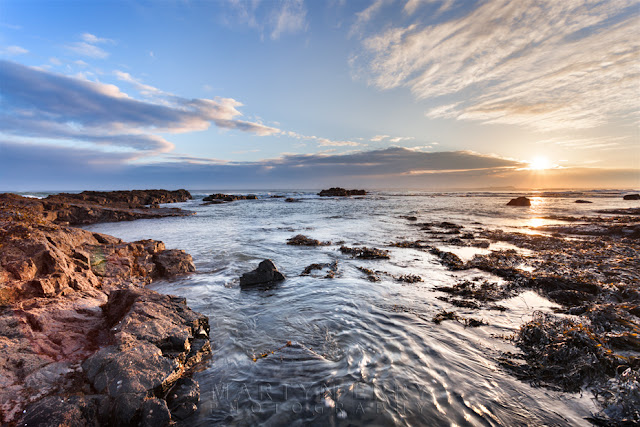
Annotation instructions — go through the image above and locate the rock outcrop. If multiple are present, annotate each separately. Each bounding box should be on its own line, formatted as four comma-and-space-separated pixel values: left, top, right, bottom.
0, 193, 209, 426
202, 193, 257, 204
31, 189, 194, 226
318, 188, 366, 197
239, 259, 285, 287
506, 196, 531, 206
623, 194, 640, 200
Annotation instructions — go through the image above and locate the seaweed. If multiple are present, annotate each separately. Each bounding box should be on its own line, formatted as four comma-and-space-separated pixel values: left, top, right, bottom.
287, 234, 331, 246
340, 245, 390, 259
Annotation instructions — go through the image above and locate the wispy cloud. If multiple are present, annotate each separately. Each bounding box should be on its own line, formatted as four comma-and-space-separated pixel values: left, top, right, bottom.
271, 0, 307, 39
0, 45, 28, 55
227, 0, 308, 40
285, 130, 361, 147
355, 0, 640, 131
65, 33, 113, 58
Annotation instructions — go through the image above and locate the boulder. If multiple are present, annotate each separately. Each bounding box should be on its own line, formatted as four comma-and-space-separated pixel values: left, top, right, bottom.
166, 377, 200, 420
623, 194, 640, 200
575, 200, 593, 203
318, 188, 366, 197
153, 249, 196, 277
506, 196, 531, 206
239, 259, 285, 287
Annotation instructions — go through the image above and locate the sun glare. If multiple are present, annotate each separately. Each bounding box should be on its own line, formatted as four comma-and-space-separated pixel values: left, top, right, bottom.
529, 156, 551, 170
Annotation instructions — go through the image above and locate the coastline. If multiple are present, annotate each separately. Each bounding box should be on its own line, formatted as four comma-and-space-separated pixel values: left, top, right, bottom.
0, 191, 209, 425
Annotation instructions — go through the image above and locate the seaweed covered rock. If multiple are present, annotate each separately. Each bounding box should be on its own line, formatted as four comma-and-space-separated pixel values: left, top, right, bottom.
286, 234, 330, 246
506, 196, 531, 206
340, 245, 389, 259
239, 259, 285, 287
318, 188, 366, 197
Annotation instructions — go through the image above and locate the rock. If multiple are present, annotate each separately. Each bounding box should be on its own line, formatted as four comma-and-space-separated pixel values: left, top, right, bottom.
20, 395, 102, 427
166, 377, 200, 420
506, 196, 531, 206
239, 259, 285, 287
286, 234, 330, 246
575, 200, 593, 203
318, 188, 366, 197
284, 198, 298, 203
339, 245, 390, 259
203, 193, 257, 203
153, 249, 196, 277
140, 398, 171, 427
623, 194, 640, 200
0, 193, 209, 425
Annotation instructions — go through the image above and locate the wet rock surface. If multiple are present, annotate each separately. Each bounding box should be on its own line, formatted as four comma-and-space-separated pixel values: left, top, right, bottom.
202, 193, 257, 204
388, 205, 640, 424
286, 234, 330, 246
239, 259, 285, 287
506, 196, 531, 206
339, 245, 390, 259
38, 189, 193, 225
318, 187, 367, 197
0, 193, 209, 426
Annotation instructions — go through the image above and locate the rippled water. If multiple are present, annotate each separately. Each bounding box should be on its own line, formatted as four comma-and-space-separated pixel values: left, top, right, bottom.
87, 190, 631, 426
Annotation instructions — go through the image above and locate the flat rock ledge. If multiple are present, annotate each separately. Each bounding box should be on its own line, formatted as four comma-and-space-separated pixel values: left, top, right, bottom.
0, 193, 209, 426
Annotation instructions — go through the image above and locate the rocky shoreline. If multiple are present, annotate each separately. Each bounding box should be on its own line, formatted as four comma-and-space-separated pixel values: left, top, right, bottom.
0, 191, 209, 426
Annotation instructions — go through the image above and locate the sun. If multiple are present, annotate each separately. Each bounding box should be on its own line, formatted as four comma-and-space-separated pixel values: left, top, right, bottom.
529, 156, 552, 170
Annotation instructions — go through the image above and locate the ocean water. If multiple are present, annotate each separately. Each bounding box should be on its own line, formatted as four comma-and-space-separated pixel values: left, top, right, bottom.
86, 190, 634, 426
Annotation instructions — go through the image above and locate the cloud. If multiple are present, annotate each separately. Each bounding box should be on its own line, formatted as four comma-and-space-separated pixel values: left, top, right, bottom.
4, 141, 635, 190
286, 130, 361, 147
370, 134, 390, 142
0, 45, 28, 55
65, 33, 113, 58
227, 0, 308, 40
356, 0, 640, 131
0, 60, 280, 157
271, 0, 307, 39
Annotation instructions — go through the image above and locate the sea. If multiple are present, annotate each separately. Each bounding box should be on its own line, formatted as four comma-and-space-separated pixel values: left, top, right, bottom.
67, 189, 635, 426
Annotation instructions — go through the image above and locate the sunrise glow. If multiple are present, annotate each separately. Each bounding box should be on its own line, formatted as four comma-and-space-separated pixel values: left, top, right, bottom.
529, 156, 552, 170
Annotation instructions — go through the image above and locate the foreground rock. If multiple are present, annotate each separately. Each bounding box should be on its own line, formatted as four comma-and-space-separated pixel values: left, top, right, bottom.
506, 196, 531, 206
318, 188, 366, 197
26, 189, 193, 226
239, 259, 285, 287
0, 193, 209, 425
623, 194, 640, 200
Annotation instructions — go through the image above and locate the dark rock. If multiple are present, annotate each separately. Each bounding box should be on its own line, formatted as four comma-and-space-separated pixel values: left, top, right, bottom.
284, 198, 298, 203
507, 196, 531, 206
318, 187, 366, 197
239, 259, 285, 287
203, 193, 257, 203
153, 249, 196, 277
623, 194, 640, 200
140, 398, 171, 427
340, 245, 390, 259
20, 395, 100, 427
166, 377, 200, 420
575, 200, 593, 203
286, 234, 330, 246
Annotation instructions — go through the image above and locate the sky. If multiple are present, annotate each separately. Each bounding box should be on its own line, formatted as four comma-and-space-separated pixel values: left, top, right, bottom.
0, 0, 638, 190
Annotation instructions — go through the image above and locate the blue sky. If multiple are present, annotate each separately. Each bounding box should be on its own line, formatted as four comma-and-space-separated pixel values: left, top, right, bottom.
0, 0, 638, 190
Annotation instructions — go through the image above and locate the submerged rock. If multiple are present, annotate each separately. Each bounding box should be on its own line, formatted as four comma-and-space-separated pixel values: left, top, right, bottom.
239, 259, 285, 287
623, 194, 640, 200
318, 188, 366, 197
506, 196, 531, 206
